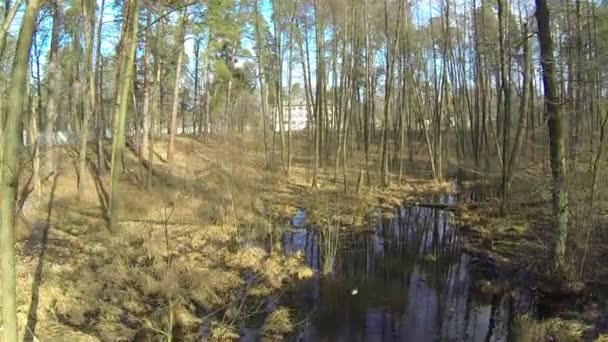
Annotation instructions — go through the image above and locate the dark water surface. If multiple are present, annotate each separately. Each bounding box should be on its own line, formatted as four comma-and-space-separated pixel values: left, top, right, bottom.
278, 195, 538, 342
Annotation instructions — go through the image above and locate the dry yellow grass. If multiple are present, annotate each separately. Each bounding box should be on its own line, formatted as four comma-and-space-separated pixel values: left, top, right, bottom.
10, 135, 508, 341
9, 136, 308, 340
513, 315, 589, 342
12, 133, 449, 341
9, 133, 602, 340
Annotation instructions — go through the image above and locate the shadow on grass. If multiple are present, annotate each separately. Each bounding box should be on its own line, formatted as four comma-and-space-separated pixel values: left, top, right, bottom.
24, 173, 59, 342
88, 161, 109, 224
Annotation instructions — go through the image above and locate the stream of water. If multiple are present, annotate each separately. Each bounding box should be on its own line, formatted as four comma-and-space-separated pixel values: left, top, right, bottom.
279, 195, 540, 341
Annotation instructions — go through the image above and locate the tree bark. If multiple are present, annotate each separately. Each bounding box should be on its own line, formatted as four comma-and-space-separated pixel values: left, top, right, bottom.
504, 23, 531, 212
193, 37, 201, 135
43, 0, 61, 175
1, 1, 40, 340
311, 0, 323, 188
287, 7, 296, 175
498, 0, 512, 215
381, 0, 402, 187
535, 0, 569, 273
0, 0, 23, 184
0, 0, 21, 58
78, 0, 97, 199
109, 0, 140, 231
272, 0, 285, 169
254, 0, 270, 168
167, 8, 187, 167
95, 0, 106, 175
27, 82, 41, 202
148, 17, 163, 190
142, 6, 152, 188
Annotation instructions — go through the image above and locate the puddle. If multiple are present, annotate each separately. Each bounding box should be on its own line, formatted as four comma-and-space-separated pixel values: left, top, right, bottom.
277, 197, 541, 341
238, 193, 605, 341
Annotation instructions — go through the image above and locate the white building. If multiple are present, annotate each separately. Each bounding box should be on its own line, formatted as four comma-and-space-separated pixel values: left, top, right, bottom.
271, 101, 309, 132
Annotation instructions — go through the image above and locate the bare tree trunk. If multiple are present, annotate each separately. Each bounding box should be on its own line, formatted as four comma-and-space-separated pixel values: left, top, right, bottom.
0, 0, 22, 163
254, 0, 270, 168
590, 111, 608, 207
287, 7, 297, 175
139, 6, 154, 190
272, 0, 286, 169
193, 37, 201, 135
141, 8, 152, 164
44, 0, 61, 175
109, 0, 140, 231
296, 22, 314, 139
223, 45, 236, 136
167, 8, 187, 167
381, 0, 402, 187
95, 0, 106, 175
205, 60, 212, 138
498, 0, 512, 215
78, 0, 96, 199
311, 0, 323, 188
1, 1, 40, 340
504, 22, 531, 212
148, 22, 163, 190
31, 36, 43, 202
0, 0, 21, 59
535, 0, 569, 273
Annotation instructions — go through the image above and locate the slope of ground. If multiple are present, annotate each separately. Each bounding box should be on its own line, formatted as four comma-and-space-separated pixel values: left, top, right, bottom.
9, 134, 450, 341
8, 133, 605, 340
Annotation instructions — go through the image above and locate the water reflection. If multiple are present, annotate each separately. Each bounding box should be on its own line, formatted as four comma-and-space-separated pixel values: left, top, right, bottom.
282, 198, 529, 342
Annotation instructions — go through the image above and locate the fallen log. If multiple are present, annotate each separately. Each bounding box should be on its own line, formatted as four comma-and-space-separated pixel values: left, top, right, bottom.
125, 140, 162, 180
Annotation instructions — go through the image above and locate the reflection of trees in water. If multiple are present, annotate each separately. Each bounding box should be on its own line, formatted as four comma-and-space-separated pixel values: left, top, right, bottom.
284, 204, 521, 341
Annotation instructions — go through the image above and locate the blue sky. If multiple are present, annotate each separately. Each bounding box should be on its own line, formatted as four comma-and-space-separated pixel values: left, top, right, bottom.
7, 0, 451, 88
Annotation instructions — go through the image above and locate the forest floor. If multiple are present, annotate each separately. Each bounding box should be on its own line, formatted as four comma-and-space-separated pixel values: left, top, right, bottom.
10, 133, 453, 341
8, 133, 608, 340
